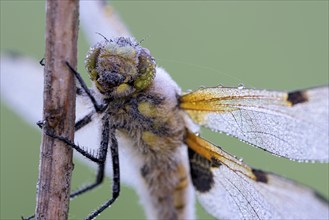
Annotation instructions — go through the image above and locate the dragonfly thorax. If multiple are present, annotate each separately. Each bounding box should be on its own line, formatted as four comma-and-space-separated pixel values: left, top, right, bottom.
85, 37, 156, 98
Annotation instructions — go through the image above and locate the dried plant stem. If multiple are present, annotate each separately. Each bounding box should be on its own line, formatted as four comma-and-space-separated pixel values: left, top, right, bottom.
35, 0, 79, 219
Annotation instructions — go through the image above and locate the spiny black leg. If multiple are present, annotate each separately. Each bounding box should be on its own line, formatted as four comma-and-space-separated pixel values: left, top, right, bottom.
39, 58, 45, 66
70, 114, 110, 199
21, 215, 34, 220
36, 120, 44, 129
37, 115, 100, 163
70, 163, 105, 199
85, 122, 120, 220
36, 112, 101, 197
45, 129, 101, 163
65, 61, 105, 112
75, 111, 95, 132
23, 115, 109, 220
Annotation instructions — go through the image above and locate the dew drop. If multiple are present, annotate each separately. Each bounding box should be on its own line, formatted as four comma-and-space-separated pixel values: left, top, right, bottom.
239, 157, 244, 162
217, 83, 223, 88
195, 132, 200, 137
238, 83, 244, 90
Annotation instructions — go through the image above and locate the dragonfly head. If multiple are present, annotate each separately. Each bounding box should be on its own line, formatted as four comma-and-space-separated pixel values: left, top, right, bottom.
85, 37, 156, 98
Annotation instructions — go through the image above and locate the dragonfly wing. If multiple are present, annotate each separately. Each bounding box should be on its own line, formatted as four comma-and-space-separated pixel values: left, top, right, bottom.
1, 55, 44, 125
80, 1, 131, 44
0, 54, 91, 127
180, 86, 329, 162
186, 132, 329, 219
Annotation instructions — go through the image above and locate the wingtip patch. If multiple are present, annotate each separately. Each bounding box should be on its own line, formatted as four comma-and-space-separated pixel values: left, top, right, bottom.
252, 169, 268, 183
287, 90, 308, 105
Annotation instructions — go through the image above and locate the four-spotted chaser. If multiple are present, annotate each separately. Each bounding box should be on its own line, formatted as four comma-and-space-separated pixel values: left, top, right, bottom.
1, 1, 328, 220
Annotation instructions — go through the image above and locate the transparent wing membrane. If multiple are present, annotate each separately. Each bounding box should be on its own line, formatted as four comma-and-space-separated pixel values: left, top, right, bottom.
1, 1, 328, 219
80, 1, 131, 44
186, 132, 329, 220
180, 86, 329, 161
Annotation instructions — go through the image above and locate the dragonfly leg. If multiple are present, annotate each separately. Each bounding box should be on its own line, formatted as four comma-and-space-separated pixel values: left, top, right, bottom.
75, 111, 95, 131
21, 215, 34, 220
39, 59, 106, 113
70, 114, 112, 199
45, 129, 101, 163
84, 124, 120, 220
45, 114, 120, 219
65, 61, 106, 113
24, 115, 116, 219
37, 112, 100, 163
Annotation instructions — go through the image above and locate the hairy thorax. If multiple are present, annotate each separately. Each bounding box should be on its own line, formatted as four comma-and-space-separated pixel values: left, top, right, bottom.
108, 87, 185, 155
106, 79, 189, 219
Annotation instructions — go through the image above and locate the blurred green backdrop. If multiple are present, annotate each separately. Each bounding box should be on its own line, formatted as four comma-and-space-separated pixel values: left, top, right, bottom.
1, 1, 328, 220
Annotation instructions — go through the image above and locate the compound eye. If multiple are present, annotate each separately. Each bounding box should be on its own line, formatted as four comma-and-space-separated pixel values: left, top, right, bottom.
134, 49, 156, 91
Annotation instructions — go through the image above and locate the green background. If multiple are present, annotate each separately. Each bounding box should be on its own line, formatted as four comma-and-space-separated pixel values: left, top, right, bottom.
1, 1, 328, 219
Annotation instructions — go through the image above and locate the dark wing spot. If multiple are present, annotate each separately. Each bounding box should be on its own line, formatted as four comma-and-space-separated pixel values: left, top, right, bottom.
188, 148, 216, 193
287, 90, 308, 105
252, 169, 268, 183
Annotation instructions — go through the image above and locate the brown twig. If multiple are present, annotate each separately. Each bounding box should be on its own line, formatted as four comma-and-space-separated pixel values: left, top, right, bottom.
35, 1, 79, 219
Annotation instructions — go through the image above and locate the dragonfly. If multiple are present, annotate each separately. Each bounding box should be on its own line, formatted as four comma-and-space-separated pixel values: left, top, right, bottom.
23, 36, 329, 220
1, 1, 328, 220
